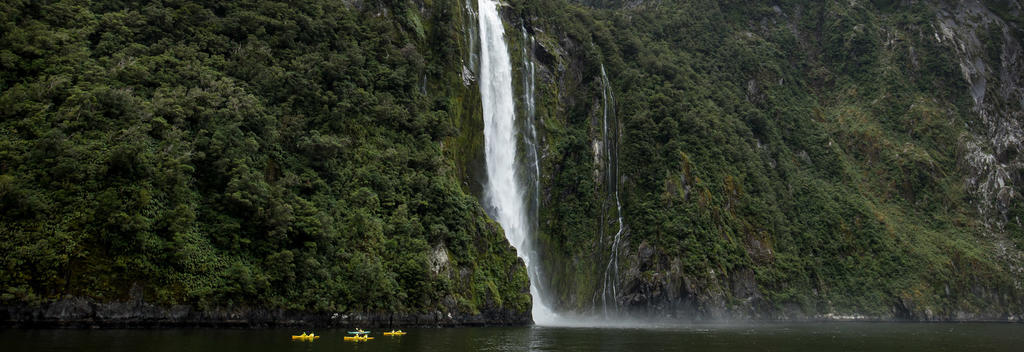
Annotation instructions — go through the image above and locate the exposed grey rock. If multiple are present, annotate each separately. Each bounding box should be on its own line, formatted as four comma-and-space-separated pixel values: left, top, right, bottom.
936, 0, 1024, 231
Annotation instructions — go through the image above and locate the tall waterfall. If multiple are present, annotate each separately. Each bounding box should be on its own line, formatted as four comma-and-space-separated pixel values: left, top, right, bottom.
599, 64, 625, 316
477, 0, 555, 324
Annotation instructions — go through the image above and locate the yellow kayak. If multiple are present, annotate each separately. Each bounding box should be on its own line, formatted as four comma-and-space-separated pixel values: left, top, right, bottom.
343, 335, 374, 341
382, 330, 407, 336
291, 333, 320, 341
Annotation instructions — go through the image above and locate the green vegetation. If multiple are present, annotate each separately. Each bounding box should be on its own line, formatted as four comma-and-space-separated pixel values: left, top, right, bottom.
0, 0, 529, 316
513, 0, 1023, 317
1, 0, 1021, 320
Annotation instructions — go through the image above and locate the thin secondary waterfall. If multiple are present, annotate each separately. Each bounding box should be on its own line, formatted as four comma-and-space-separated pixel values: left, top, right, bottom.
599, 64, 625, 316
521, 25, 541, 233
477, 0, 555, 323
464, 0, 478, 72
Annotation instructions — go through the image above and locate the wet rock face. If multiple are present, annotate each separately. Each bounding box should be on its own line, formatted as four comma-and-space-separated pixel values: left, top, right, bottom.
614, 242, 765, 320
2, 280, 528, 328
2, 296, 531, 328
637, 241, 656, 271
614, 242, 1021, 322
43, 297, 95, 321
730, 268, 758, 300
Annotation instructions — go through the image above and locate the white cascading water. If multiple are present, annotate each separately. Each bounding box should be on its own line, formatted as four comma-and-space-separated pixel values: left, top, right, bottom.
599, 64, 625, 316
478, 0, 556, 324
521, 25, 541, 228
464, 0, 478, 72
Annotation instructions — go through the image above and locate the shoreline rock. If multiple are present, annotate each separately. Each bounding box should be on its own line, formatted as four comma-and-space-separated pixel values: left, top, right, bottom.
4, 296, 1019, 329
0, 297, 533, 328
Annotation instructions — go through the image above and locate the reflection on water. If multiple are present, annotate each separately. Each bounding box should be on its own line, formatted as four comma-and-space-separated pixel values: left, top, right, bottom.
2, 323, 1022, 352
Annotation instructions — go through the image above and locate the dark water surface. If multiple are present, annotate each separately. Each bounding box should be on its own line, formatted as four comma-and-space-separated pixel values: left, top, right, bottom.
3, 322, 1022, 351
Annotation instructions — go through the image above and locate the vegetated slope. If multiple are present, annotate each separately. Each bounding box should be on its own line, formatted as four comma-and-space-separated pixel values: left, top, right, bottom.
0, 0, 530, 321
2, 0, 1022, 323
506, 0, 1024, 319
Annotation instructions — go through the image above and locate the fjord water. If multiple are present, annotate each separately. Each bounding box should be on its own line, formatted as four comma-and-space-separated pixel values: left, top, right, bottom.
4, 323, 1022, 352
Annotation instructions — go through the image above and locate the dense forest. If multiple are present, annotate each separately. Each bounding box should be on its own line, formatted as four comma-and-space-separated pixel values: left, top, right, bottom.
0, 0, 531, 320
2, 0, 1023, 323
525, 0, 1024, 319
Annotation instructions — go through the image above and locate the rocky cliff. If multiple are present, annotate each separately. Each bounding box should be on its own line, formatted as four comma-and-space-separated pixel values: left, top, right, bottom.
2, 0, 1024, 325
497, 0, 1024, 321
0, 0, 532, 326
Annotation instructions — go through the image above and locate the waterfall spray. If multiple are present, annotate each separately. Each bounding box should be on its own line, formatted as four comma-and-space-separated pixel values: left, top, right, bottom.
477, 0, 556, 324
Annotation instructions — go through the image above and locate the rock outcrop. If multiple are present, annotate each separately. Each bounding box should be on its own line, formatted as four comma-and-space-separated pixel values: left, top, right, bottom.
1, 296, 531, 328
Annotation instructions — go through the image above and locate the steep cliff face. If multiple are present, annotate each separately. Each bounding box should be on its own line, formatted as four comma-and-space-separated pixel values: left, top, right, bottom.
937, 1, 1023, 230
937, 0, 1024, 315
0, 0, 531, 325
934, 0, 1024, 274
497, 0, 1024, 321
3, 0, 1023, 325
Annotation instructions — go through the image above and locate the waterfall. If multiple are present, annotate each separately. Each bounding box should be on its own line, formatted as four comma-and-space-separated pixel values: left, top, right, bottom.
599, 64, 625, 316
464, 0, 478, 73
521, 25, 541, 236
477, 0, 556, 324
